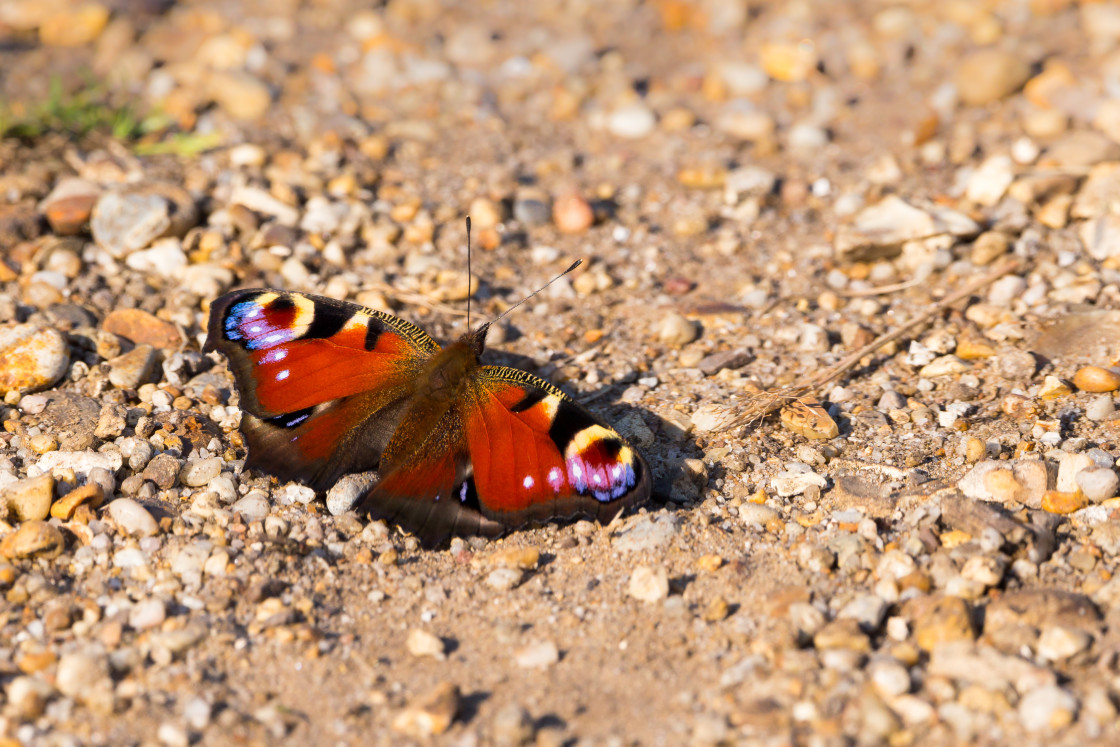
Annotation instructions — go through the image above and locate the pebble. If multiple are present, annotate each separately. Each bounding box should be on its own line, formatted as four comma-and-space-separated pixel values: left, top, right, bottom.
0, 520, 65, 559
1073, 366, 1120, 393
912, 596, 975, 651
918, 355, 970, 378
125, 239, 188, 277
1057, 452, 1094, 493
326, 472, 378, 515
491, 703, 535, 747
39, 3, 110, 47
2, 472, 54, 522
406, 629, 446, 659
788, 602, 826, 640
1076, 468, 1118, 503
971, 231, 1010, 265
629, 564, 670, 603
0, 324, 70, 395
55, 650, 111, 704
834, 196, 978, 262
1036, 626, 1091, 662
108, 498, 160, 537
41, 180, 99, 235
771, 467, 827, 497
1038, 375, 1072, 399
869, 661, 911, 698
607, 103, 656, 138
157, 723, 189, 747
107, 344, 158, 389
142, 454, 181, 490
102, 309, 182, 350
1018, 685, 1078, 733
129, 598, 167, 631
515, 640, 560, 670
553, 193, 594, 233
512, 194, 551, 227
987, 275, 1027, 306
956, 49, 1031, 106
51, 483, 104, 520
232, 492, 270, 523
658, 312, 699, 347
485, 567, 524, 591
966, 155, 1014, 206
759, 41, 817, 82
183, 697, 213, 731
180, 457, 222, 488
738, 503, 780, 531
838, 594, 888, 633
697, 349, 750, 376
208, 71, 272, 120
91, 192, 171, 258
612, 515, 682, 552
392, 682, 460, 738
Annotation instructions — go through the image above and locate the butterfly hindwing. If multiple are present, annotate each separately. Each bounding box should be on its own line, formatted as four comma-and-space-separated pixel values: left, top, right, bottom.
204, 289, 439, 490
463, 366, 650, 527
353, 366, 650, 548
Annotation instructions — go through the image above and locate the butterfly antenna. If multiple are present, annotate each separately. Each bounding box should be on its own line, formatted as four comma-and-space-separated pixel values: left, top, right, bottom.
465, 216, 473, 330
489, 259, 584, 327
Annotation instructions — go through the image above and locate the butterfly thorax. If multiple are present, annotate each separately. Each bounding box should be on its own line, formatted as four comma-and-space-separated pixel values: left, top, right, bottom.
380, 326, 488, 469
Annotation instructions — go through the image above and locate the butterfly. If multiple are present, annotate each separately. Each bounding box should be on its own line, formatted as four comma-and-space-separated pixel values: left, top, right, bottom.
204, 265, 651, 547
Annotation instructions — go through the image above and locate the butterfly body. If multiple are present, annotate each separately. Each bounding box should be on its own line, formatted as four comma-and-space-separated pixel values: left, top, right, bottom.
205, 289, 650, 546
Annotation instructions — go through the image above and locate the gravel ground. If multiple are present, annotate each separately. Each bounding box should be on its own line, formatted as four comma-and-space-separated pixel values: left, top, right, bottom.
5, 0, 1120, 744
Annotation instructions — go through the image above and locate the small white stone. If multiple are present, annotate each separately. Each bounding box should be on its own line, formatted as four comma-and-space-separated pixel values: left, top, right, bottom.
158, 722, 189, 747
738, 502, 779, 529
607, 103, 656, 138
1018, 685, 1078, 733
628, 564, 669, 603
485, 567, 523, 591
658, 312, 699, 347
183, 696, 212, 730
960, 555, 1007, 587
771, 469, 827, 497
966, 155, 1014, 206
919, 355, 970, 378
1076, 467, 1119, 503
514, 640, 560, 670
406, 629, 446, 660
837, 594, 887, 632
108, 498, 160, 537
128, 598, 167, 631
180, 457, 222, 487
1056, 452, 1095, 493
870, 660, 911, 698
56, 650, 110, 700
1037, 626, 1092, 662
232, 491, 270, 522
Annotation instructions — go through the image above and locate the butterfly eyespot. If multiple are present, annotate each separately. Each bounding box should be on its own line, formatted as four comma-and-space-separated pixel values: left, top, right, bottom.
522, 475, 535, 489
276, 370, 290, 381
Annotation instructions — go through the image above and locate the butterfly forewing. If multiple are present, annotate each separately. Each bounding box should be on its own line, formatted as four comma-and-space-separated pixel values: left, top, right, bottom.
205, 289, 439, 490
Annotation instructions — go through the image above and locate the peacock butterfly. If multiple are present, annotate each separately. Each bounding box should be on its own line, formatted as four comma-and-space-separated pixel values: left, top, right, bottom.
204, 228, 650, 547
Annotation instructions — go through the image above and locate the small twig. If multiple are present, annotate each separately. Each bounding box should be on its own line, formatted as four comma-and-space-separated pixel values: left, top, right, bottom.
711, 256, 1023, 431
838, 277, 925, 297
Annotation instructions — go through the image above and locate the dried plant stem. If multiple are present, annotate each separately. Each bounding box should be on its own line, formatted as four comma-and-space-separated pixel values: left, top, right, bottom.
714, 256, 1024, 430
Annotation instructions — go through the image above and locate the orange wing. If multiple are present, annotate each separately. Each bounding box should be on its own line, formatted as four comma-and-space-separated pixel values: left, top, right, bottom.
205, 289, 439, 490
464, 366, 651, 525
354, 367, 650, 548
